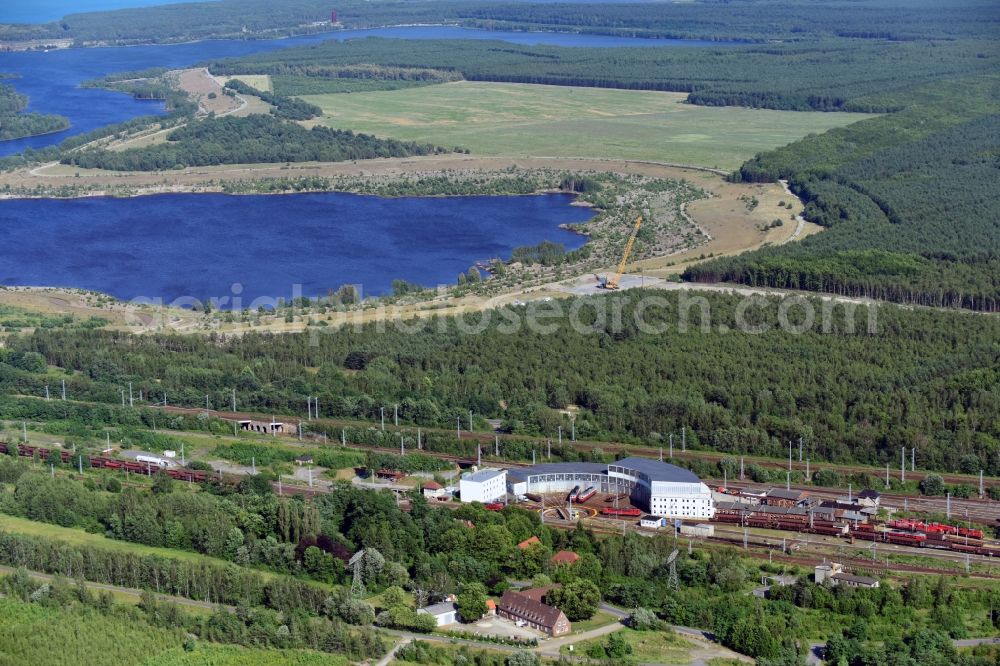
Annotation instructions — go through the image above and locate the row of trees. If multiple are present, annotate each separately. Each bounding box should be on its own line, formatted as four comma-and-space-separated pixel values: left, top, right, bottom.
222, 79, 322, 120
62, 114, 448, 171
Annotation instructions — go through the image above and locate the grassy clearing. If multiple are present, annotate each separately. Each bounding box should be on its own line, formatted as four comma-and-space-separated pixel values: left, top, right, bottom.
216, 74, 273, 92
570, 610, 620, 633
561, 628, 696, 663
305, 82, 872, 170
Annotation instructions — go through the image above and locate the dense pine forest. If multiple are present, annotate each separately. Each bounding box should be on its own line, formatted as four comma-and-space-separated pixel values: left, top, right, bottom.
62, 115, 448, 171
4, 292, 998, 475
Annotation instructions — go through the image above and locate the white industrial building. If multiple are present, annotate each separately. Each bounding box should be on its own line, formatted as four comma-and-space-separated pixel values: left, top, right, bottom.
507, 457, 714, 519
459, 468, 507, 503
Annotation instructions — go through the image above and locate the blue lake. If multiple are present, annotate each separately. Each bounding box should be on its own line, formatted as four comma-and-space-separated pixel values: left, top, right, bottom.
0, 26, 737, 155
0, 192, 591, 304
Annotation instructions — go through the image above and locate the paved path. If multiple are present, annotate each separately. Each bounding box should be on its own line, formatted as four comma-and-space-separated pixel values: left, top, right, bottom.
376, 637, 410, 666
536, 619, 626, 656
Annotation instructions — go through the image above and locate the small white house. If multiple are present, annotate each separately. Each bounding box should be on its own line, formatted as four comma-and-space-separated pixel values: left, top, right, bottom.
418, 601, 457, 626
460, 468, 507, 504
422, 480, 446, 499
640, 515, 666, 528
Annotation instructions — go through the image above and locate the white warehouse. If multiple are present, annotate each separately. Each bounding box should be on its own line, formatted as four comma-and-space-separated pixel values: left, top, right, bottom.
508, 457, 714, 519
460, 468, 507, 504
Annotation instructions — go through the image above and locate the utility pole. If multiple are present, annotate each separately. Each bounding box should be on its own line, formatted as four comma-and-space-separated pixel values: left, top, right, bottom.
911, 447, 915, 472
477, 444, 481, 467
232, 388, 236, 412
682, 426, 686, 452
61, 379, 66, 400
181, 442, 185, 466
799, 436, 803, 462
78, 455, 83, 474
740, 456, 745, 481
298, 421, 302, 441
532, 449, 536, 465
381, 407, 385, 431
788, 441, 792, 473
547, 438, 551, 460
946, 492, 951, 519
980, 470, 984, 498
400, 433, 405, 456
901, 447, 906, 483
469, 410, 473, 431
806, 458, 810, 482
251, 457, 256, 475
22, 421, 27, 443
659, 447, 663, 462
571, 418, 575, 442
394, 404, 398, 427
786, 471, 790, 491
416, 428, 421, 449
886, 463, 890, 489
121, 389, 125, 407
495, 435, 499, 457
307, 397, 312, 420
557, 426, 562, 447
342, 429, 346, 447
669, 433, 673, 459
45, 386, 49, 401
129, 382, 133, 407
456, 416, 461, 441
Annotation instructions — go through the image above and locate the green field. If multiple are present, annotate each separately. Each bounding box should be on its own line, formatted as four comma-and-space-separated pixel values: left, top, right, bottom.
305, 82, 873, 169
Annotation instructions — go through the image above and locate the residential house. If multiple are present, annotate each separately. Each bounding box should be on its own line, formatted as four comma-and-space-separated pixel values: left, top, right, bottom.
550, 550, 580, 566
497, 590, 571, 636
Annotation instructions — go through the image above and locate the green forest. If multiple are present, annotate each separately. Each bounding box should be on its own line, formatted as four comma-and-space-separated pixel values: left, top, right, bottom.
62, 115, 449, 171
3, 291, 998, 475
2, 0, 996, 45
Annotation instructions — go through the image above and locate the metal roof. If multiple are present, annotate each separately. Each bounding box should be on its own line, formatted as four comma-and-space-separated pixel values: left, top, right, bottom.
463, 468, 506, 483
612, 457, 702, 483
507, 462, 608, 482
419, 602, 457, 616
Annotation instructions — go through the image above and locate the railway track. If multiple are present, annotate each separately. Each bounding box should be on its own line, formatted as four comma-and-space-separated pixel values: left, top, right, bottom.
152, 403, 998, 488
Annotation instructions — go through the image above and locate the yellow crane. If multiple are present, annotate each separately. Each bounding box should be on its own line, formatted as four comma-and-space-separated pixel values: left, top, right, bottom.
598, 215, 642, 290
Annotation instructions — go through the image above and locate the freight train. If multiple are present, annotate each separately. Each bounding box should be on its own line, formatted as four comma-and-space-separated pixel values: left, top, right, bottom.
888, 518, 983, 540
0, 442, 310, 494
601, 507, 642, 517
711, 507, 999, 557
